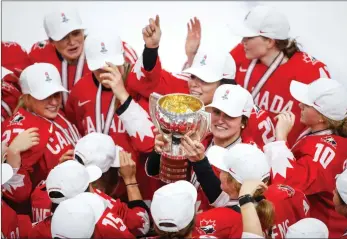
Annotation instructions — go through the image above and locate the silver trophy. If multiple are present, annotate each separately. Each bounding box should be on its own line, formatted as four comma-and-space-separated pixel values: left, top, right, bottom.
149, 92, 210, 183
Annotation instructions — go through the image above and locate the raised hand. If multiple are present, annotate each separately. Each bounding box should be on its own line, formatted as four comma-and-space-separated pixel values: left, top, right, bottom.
185, 17, 201, 57
274, 111, 295, 141
142, 15, 161, 48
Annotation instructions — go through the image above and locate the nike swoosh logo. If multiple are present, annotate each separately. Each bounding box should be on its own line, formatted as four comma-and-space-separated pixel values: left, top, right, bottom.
239, 66, 248, 72
78, 100, 91, 107
48, 124, 53, 133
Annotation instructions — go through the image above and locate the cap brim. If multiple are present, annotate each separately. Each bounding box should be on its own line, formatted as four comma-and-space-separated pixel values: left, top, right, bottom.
85, 165, 102, 183
87, 55, 124, 71
50, 25, 86, 41
32, 85, 68, 101
183, 67, 221, 83
205, 103, 242, 118
290, 80, 312, 106
206, 145, 228, 172
1, 163, 14, 185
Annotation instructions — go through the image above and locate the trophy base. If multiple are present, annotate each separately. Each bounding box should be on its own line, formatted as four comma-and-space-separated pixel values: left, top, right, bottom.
159, 152, 191, 184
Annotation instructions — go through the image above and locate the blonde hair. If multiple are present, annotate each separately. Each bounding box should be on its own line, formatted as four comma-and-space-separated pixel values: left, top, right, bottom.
323, 116, 347, 138
227, 175, 275, 237
275, 38, 301, 59
13, 94, 32, 114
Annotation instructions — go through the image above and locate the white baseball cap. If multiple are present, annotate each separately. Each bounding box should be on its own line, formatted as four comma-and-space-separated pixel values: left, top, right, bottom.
206, 84, 254, 118
151, 180, 197, 232
74, 132, 123, 173
73, 192, 107, 222
46, 160, 102, 204
1, 163, 14, 185
286, 218, 329, 238
183, 50, 236, 83
51, 197, 96, 238
230, 5, 290, 40
19, 63, 68, 100
290, 78, 347, 121
85, 33, 125, 71
44, 9, 85, 41
208, 143, 270, 184
336, 169, 347, 204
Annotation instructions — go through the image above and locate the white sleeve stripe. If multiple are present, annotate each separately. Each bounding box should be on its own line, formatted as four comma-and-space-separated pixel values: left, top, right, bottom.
1, 100, 12, 117
124, 51, 136, 64
123, 43, 138, 61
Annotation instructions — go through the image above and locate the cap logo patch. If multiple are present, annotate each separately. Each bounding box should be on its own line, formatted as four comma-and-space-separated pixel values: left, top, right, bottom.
222, 89, 230, 100
200, 55, 207, 66
45, 72, 52, 82
61, 13, 69, 23
100, 42, 108, 54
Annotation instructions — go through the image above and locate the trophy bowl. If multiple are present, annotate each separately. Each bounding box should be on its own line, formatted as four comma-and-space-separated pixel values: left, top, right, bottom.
149, 93, 209, 183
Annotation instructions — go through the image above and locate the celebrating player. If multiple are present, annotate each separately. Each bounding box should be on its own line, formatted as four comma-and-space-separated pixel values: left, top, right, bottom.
1, 63, 80, 214
334, 169, 347, 238
264, 78, 347, 237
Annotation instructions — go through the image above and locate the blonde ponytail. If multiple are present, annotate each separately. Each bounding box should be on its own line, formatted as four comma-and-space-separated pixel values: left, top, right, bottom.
324, 116, 347, 138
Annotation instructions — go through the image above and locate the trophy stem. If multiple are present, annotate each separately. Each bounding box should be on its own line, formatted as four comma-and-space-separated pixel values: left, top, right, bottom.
171, 135, 181, 156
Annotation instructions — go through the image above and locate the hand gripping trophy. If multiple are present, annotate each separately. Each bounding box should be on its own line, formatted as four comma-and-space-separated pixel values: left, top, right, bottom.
149, 92, 209, 183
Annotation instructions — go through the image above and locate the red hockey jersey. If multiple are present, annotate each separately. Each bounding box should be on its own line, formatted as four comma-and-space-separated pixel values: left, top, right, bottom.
195, 206, 243, 238
1, 77, 21, 122
1, 200, 20, 239
230, 43, 330, 146
30, 180, 52, 224
265, 184, 310, 238
1, 41, 31, 75
264, 129, 347, 238
1, 108, 80, 206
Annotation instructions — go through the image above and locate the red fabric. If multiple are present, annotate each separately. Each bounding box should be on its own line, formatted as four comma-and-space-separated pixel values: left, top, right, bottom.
1, 41, 31, 76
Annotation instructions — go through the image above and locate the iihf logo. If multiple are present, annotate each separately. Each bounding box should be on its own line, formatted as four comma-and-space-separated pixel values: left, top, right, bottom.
222, 89, 230, 100
100, 42, 108, 53
45, 72, 52, 82
61, 13, 69, 23
200, 55, 207, 66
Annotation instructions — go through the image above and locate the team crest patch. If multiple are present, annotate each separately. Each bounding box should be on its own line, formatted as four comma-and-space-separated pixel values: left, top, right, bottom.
199, 219, 216, 234
303, 53, 319, 65
221, 89, 230, 100
100, 42, 108, 53
200, 55, 207, 66
61, 13, 69, 23
10, 112, 25, 125
322, 136, 337, 148
277, 184, 295, 197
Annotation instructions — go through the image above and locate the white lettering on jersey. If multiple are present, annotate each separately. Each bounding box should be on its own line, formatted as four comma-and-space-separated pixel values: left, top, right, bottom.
254, 91, 294, 114
47, 131, 71, 155
271, 219, 289, 239
83, 114, 125, 134
8, 227, 20, 239
101, 212, 127, 231
32, 207, 52, 223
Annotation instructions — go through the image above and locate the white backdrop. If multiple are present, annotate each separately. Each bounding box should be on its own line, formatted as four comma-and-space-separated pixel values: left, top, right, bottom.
1, 1, 347, 86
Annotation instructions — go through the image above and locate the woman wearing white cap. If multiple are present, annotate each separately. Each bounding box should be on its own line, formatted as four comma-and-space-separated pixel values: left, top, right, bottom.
126, 15, 275, 149
264, 78, 347, 237
334, 169, 347, 238
1, 63, 80, 213
228, 5, 331, 147
193, 143, 310, 238
28, 8, 138, 108
64, 32, 159, 201
148, 84, 269, 213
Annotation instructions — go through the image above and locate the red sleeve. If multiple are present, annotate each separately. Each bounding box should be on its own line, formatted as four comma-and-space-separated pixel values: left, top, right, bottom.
28, 40, 52, 64
2, 168, 33, 203
110, 200, 150, 236
1, 41, 32, 75
28, 217, 52, 239
264, 140, 337, 195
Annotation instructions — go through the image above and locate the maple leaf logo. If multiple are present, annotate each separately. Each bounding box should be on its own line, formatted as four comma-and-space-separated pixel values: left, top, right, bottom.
271, 156, 294, 179
199, 219, 216, 234
132, 56, 145, 81
136, 211, 150, 235
2, 173, 25, 194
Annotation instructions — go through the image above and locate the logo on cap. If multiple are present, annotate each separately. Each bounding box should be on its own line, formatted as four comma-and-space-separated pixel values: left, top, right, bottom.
45, 72, 52, 82
100, 42, 108, 54
200, 55, 207, 66
222, 89, 230, 100
61, 13, 69, 23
